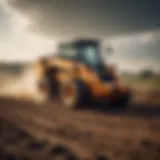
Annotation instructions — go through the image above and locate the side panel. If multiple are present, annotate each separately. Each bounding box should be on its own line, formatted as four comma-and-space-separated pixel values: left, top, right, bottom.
48, 59, 116, 99
43, 57, 114, 99
35, 57, 130, 100
48, 58, 75, 84
34, 57, 76, 95
76, 64, 114, 99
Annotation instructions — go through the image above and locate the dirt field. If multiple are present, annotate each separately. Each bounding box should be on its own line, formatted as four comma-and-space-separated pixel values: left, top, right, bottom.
0, 98, 160, 160
0, 66, 160, 160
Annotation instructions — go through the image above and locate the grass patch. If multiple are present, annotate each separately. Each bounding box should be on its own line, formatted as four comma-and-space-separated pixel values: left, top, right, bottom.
122, 76, 160, 92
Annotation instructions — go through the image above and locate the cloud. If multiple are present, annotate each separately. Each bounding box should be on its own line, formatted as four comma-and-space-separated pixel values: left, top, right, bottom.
107, 30, 160, 73
0, 0, 56, 62
109, 30, 160, 58
7, 0, 160, 38
0, 0, 159, 73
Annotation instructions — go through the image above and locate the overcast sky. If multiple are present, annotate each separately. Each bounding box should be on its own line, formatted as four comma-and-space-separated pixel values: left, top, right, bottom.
0, 0, 160, 73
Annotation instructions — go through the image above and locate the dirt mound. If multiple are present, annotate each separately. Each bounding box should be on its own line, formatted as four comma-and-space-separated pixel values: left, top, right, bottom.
0, 98, 160, 160
0, 118, 110, 160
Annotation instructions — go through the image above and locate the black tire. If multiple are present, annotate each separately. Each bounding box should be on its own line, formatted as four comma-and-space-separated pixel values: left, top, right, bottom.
58, 81, 87, 109
109, 92, 131, 110
37, 67, 59, 102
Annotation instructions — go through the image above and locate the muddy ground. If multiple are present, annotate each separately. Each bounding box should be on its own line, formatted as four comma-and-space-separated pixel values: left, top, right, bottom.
0, 98, 160, 160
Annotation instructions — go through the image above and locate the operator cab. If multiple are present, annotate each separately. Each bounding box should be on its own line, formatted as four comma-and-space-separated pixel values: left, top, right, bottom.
74, 39, 102, 67
58, 39, 114, 81
58, 39, 103, 64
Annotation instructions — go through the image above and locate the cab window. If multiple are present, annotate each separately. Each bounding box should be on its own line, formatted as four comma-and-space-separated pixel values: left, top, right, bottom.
58, 45, 77, 60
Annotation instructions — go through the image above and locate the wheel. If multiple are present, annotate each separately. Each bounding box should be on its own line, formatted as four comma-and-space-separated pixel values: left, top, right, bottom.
37, 67, 59, 102
109, 92, 131, 110
58, 81, 85, 108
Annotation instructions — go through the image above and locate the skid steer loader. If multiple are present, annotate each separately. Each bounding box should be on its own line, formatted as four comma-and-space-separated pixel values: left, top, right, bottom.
35, 39, 131, 108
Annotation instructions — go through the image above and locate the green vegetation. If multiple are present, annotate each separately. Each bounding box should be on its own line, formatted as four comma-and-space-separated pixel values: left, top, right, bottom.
122, 75, 160, 92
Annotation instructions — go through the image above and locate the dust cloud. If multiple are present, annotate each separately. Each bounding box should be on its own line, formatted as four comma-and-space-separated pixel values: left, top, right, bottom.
0, 65, 43, 102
